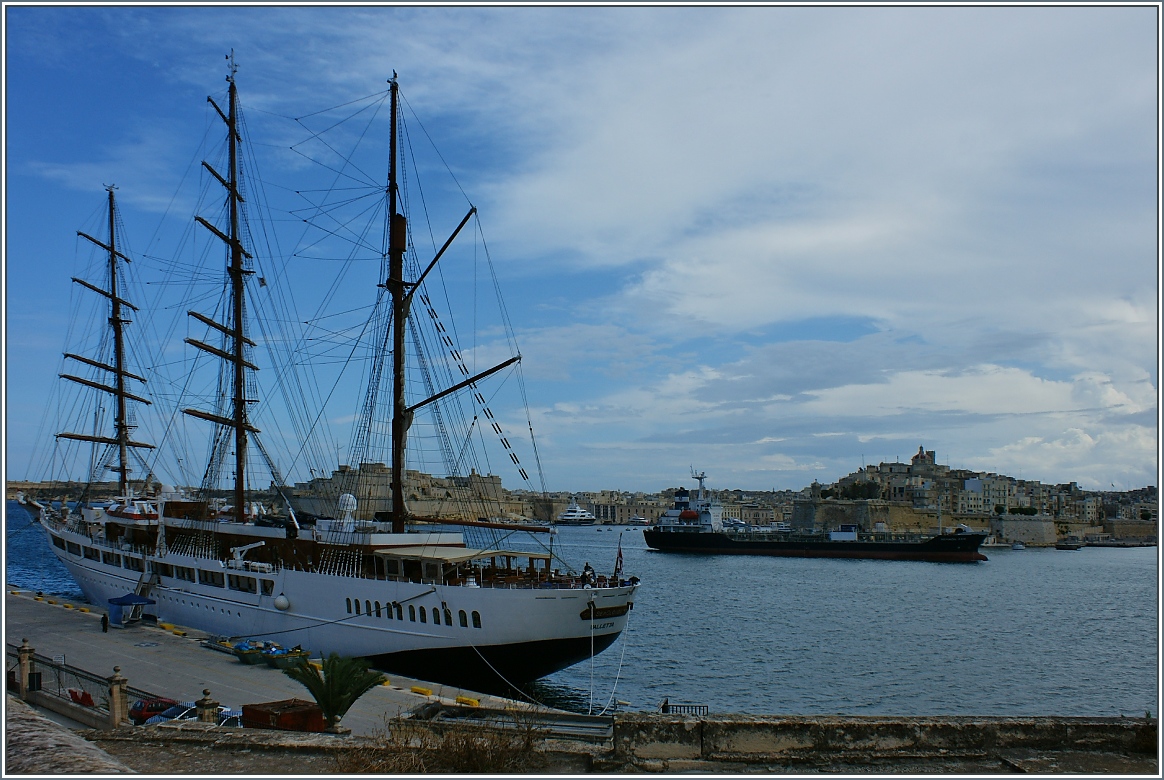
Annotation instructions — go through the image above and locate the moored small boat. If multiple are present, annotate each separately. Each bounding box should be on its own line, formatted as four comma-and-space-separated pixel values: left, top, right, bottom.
204, 637, 237, 655
233, 641, 270, 665
263, 645, 311, 669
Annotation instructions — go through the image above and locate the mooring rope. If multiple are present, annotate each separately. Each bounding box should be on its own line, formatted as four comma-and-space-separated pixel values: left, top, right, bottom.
468, 645, 547, 708
588, 591, 597, 715
596, 602, 633, 716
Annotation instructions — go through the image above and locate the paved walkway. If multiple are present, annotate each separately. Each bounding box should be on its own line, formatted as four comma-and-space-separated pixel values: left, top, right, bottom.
5, 589, 530, 736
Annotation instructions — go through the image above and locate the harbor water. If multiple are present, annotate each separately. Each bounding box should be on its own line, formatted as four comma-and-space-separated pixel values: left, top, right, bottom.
6, 501, 1158, 717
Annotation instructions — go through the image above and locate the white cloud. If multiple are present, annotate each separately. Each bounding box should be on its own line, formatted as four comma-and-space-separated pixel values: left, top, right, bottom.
6, 6, 1157, 492
803, 366, 1084, 418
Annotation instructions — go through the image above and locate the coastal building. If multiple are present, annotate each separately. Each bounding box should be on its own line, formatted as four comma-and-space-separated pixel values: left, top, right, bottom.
820, 446, 1139, 542
721, 503, 776, 525
13, 446, 1155, 538
290, 463, 525, 521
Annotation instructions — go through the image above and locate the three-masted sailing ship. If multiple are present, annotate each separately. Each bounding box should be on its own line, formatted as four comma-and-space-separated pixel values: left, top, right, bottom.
29, 63, 638, 690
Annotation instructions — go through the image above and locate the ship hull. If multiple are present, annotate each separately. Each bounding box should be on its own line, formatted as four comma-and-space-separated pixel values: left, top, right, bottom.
40, 516, 635, 688
643, 528, 988, 562
369, 631, 621, 692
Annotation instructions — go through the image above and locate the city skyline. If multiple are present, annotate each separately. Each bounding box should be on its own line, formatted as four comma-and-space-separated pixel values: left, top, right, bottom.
4, 6, 1159, 494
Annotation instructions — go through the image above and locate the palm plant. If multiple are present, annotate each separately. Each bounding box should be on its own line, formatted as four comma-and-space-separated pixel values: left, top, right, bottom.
282, 653, 385, 732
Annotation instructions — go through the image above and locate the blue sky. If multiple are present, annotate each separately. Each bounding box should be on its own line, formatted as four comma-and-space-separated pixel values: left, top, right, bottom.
3, 5, 1159, 494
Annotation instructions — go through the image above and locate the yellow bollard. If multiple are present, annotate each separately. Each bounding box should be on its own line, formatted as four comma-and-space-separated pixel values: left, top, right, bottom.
455, 695, 480, 707
410, 686, 433, 696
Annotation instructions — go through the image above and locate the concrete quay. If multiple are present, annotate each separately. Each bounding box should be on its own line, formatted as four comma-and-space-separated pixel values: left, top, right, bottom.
4, 588, 532, 735
6, 589, 1157, 774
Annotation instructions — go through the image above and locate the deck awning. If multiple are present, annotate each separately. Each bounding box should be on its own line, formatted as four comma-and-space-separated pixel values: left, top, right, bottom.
371, 546, 551, 563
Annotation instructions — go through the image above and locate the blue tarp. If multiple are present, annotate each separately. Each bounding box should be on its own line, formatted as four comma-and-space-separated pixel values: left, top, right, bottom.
108, 593, 156, 606
107, 593, 155, 628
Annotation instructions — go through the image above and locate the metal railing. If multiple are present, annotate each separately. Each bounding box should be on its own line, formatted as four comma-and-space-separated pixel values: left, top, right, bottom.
663, 704, 708, 715
7, 644, 160, 712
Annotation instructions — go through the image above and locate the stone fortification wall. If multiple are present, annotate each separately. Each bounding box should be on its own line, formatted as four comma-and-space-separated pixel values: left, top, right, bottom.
885, 504, 942, 532
793, 500, 957, 533
791, 499, 880, 531
292, 464, 523, 521
1106, 518, 1158, 541
991, 517, 1058, 546
1055, 519, 1105, 540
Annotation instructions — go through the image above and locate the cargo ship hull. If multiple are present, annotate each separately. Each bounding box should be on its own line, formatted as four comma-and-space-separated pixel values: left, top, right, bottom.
643, 528, 988, 563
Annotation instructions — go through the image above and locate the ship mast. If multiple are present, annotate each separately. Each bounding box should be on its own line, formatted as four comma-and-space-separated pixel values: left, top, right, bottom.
183, 53, 258, 521
109, 189, 131, 494
59, 186, 154, 497
387, 74, 408, 533
227, 64, 247, 522
382, 74, 519, 533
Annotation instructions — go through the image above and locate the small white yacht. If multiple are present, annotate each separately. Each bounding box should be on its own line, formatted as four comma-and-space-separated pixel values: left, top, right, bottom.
556, 498, 597, 526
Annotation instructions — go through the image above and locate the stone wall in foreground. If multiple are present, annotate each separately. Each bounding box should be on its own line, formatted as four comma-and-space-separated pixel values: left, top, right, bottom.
4, 695, 133, 774
613, 713, 1157, 764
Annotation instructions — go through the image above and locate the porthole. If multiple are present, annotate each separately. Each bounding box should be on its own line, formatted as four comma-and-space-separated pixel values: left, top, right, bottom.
444, 608, 452, 625
431, 607, 440, 625
375, 601, 382, 618
365, 600, 371, 616
419, 607, 427, 624
459, 610, 468, 628
395, 603, 403, 620
355, 599, 362, 615
471, 610, 481, 629
408, 605, 416, 622
346, 598, 352, 614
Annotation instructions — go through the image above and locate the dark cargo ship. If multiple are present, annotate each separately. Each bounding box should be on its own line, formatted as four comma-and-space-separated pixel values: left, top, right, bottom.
643, 474, 988, 563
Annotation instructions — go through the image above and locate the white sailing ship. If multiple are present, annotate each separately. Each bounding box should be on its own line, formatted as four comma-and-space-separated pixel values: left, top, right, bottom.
30, 62, 637, 690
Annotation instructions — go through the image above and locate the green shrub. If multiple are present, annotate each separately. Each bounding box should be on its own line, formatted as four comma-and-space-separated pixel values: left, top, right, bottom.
282, 653, 385, 730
